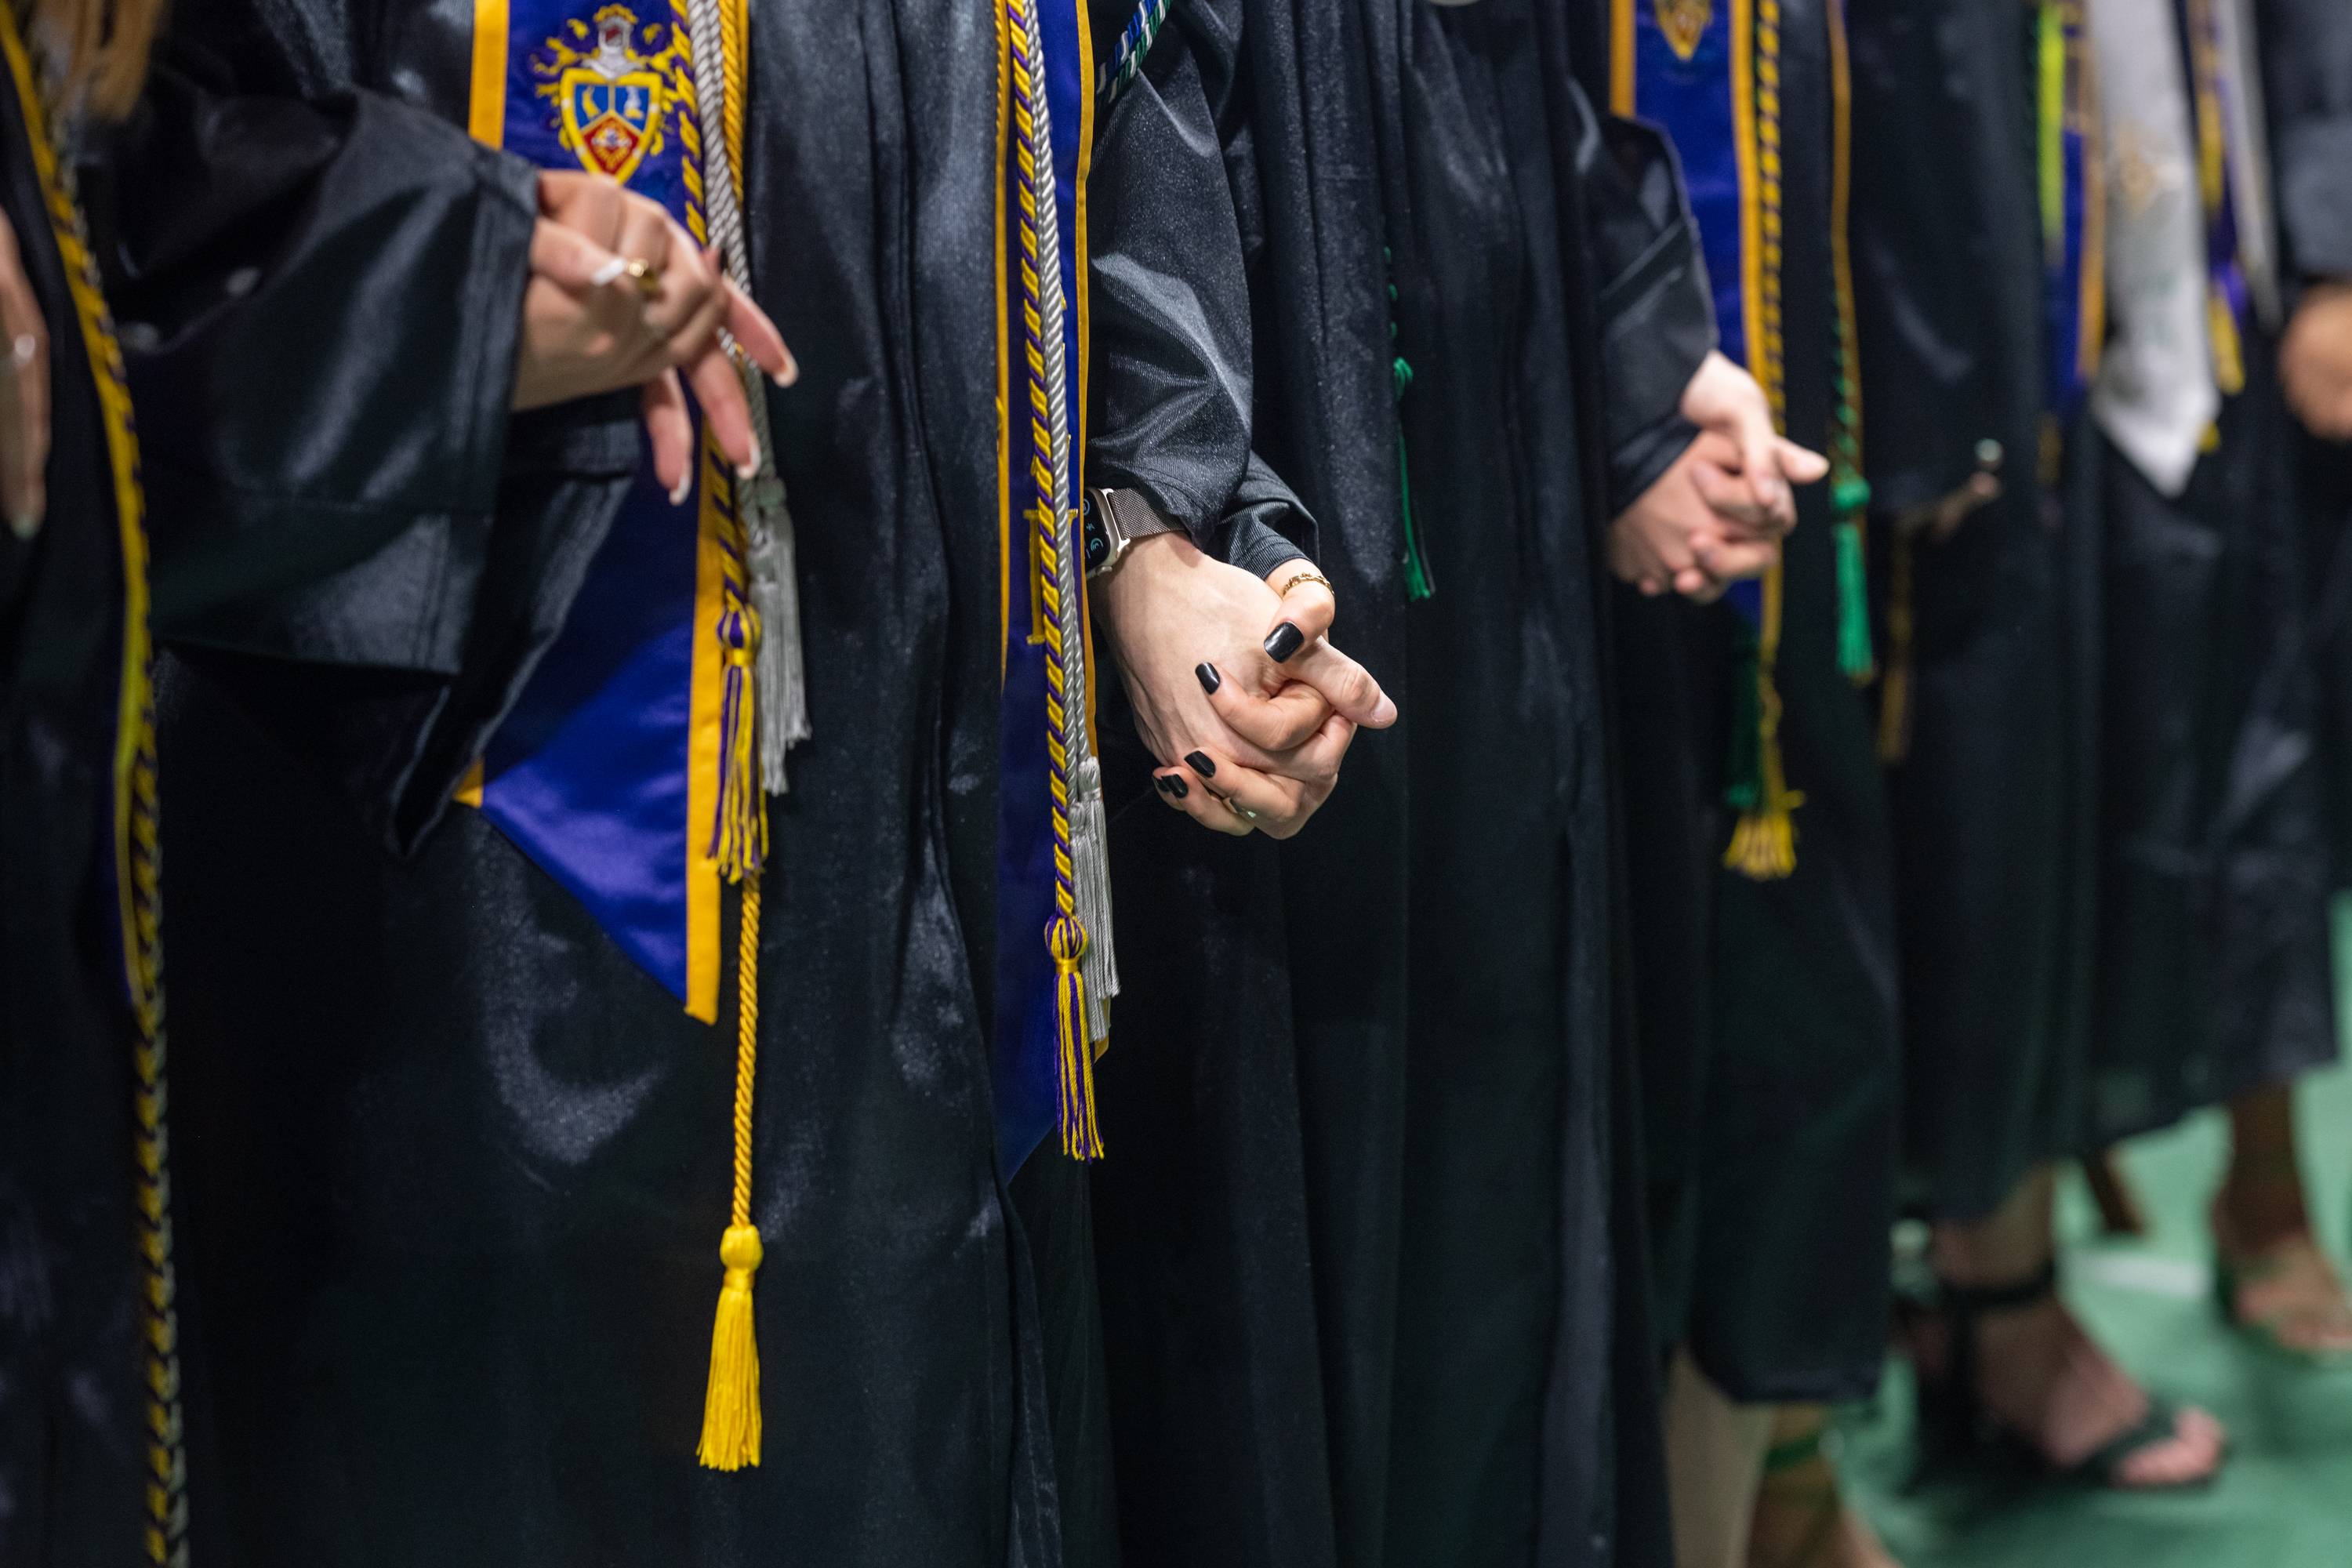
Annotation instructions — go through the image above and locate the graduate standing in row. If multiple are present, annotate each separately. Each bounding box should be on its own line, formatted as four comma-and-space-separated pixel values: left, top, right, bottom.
1602, 0, 1904, 1559
1085, 3, 1799, 1566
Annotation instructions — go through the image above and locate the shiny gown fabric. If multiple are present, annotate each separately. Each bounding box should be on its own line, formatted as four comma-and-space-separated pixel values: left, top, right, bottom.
1082, 7, 1388, 1568
0, 64, 147, 1568
1847, 0, 2100, 1222
1087, 1, 1693, 1564
96, 2, 1063, 1564
1614, 0, 1902, 1404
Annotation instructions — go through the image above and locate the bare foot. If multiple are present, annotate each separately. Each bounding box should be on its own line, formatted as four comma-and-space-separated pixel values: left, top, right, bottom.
1915, 1297, 2226, 1487
2212, 1210, 2352, 1359
1748, 1429, 1900, 1568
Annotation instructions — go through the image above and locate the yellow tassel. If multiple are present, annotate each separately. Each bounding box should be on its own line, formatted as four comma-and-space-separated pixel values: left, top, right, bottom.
1050, 916, 1103, 1160
1725, 677, 1804, 880
699, 872, 765, 1470
696, 1222, 764, 1470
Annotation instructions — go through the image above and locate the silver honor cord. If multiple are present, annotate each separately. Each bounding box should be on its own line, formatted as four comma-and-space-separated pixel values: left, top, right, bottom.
684, 0, 810, 793
1017, 0, 1119, 1040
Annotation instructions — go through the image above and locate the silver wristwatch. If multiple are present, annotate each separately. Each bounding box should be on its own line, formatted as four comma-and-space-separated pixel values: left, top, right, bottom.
1083, 487, 1182, 578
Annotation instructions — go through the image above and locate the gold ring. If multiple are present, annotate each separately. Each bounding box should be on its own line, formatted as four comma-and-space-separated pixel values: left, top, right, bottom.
1279, 569, 1333, 598
623, 256, 662, 299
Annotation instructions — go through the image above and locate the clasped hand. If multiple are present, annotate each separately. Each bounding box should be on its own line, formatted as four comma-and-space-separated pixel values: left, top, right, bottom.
514, 170, 795, 499
1094, 534, 1398, 840
1610, 349, 1830, 601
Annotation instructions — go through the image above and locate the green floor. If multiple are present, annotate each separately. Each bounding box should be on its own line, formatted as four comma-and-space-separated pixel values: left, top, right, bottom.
1841, 912, 2352, 1563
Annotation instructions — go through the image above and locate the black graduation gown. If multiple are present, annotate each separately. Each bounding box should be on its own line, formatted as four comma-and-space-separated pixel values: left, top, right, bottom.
2086, 341, 2338, 1138
1090, 2, 1697, 1566
1611, 0, 1901, 1402
1014, 13, 1321, 1561
94, 3, 1065, 1564
1078, 7, 1380, 1568
1372, 4, 1703, 1563
2080, 0, 2339, 1144
2263, 0, 2352, 891
1847, 0, 2099, 1221
0, 66, 149, 1568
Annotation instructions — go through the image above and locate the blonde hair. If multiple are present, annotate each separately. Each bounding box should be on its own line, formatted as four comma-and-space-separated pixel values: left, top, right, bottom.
34, 0, 162, 118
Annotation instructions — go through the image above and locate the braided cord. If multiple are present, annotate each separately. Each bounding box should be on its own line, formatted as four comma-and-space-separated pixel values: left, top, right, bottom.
1095, 0, 1169, 105
683, 0, 808, 783
1824, 0, 1872, 682
0, 9, 191, 1561
1009, 0, 1105, 1157
666, 2, 771, 1468
1722, 0, 1803, 880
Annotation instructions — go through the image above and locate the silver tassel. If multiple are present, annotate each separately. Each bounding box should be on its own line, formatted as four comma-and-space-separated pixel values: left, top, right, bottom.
684, 0, 808, 793
1017, 0, 1120, 1041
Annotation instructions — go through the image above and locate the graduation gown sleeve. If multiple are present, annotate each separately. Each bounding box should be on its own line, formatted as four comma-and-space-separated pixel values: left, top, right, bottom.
1087, 0, 1314, 575
1579, 101, 1715, 514
91, 32, 637, 850
2261, 0, 2352, 278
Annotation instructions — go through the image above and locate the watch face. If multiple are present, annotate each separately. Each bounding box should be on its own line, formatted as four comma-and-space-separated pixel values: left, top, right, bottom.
1083, 494, 1115, 570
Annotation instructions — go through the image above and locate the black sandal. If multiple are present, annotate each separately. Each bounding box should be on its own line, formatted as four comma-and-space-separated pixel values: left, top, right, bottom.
1914, 1261, 2221, 1491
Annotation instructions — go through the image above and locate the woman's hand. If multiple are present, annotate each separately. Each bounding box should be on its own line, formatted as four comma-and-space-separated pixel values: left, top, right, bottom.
1612, 431, 1777, 599
1675, 349, 1825, 535
1092, 537, 1395, 840
0, 209, 49, 539
2281, 282, 2352, 440
514, 171, 794, 499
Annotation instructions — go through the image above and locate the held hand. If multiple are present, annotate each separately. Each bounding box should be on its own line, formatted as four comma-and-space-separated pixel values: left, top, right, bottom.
514, 172, 794, 497
1610, 431, 1783, 601
2281, 282, 2352, 440
1676, 349, 1825, 533
0, 209, 49, 539
1092, 536, 1394, 840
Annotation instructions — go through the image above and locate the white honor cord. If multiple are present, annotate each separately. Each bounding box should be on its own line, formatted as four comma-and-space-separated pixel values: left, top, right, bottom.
684, 0, 811, 790
1017, 0, 1119, 1036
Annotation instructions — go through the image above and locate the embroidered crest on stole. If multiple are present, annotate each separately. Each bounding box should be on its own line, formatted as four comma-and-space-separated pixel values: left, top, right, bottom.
1656, 0, 1711, 60
534, 5, 673, 183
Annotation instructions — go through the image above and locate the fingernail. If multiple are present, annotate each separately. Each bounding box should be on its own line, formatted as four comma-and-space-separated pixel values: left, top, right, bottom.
1185, 751, 1216, 779
1152, 775, 1174, 796
735, 435, 761, 482
1163, 775, 1189, 799
773, 348, 799, 389
590, 256, 627, 288
1262, 622, 1305, 662
8, 510, 36, 540
1370, 695, 1399, 727
1194, 662, 1221, 695
669, 473, 691, 506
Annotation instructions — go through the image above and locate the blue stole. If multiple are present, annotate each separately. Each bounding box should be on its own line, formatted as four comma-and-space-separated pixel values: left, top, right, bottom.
466, 0, 753, 1025
993, 0, 1104, 1174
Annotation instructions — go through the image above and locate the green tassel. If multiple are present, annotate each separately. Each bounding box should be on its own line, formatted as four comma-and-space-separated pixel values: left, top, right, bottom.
1723, 626, 1762, 814
1834, 517, 1874, 683
1392, 346, 1432, 601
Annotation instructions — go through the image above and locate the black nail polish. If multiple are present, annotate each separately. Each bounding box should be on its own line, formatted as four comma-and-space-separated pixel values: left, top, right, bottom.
1166, 775, 1189, 799
1185, 750, 1216, 778
1152, 775, 1174, 796
1195, 662, 1221, 694
1263, 622, 1305, 662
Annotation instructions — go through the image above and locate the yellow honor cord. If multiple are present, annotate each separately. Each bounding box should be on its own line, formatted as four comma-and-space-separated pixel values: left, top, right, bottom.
698, 870, 766, 1468
1722, 0, 1802, 880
